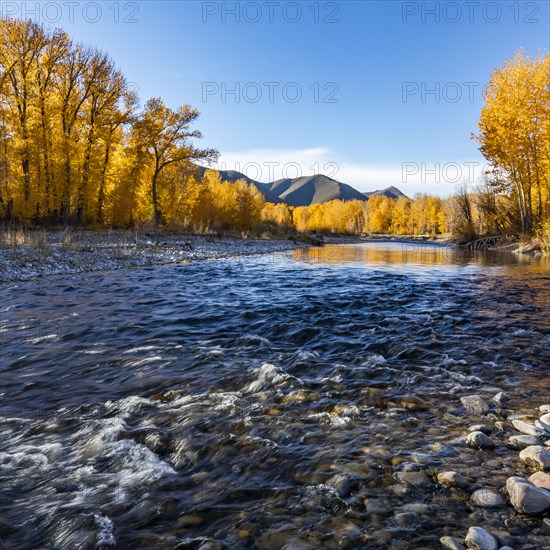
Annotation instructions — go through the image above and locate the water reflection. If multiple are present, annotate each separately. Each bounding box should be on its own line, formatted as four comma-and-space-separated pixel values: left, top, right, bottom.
293, 241, 550, 272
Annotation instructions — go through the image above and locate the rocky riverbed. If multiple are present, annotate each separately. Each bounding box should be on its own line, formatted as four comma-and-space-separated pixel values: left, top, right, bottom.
436, 395, 550, 549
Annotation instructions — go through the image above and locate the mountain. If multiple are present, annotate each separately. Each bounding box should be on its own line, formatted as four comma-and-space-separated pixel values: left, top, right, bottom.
362, 186, 407, 200
194, 165, 406, 206
265, 174, 368, 207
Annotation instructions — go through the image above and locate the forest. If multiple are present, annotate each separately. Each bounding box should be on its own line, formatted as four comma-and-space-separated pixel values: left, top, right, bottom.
0, 18, 548, 245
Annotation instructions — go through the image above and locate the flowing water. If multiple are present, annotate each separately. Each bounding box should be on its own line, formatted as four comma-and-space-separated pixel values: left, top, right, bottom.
1, 242, 549, 549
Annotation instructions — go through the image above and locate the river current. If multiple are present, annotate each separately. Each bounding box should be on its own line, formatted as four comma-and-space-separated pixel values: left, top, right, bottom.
1, 242, 549, 549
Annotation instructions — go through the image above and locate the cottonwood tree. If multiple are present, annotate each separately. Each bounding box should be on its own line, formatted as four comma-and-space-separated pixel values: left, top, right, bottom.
135, 98, 218, 226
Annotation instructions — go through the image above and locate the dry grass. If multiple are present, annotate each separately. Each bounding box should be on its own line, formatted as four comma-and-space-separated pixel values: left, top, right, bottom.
0, 227, 50, 256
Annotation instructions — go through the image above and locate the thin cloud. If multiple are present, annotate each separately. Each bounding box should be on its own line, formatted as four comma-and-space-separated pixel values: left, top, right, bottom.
215, 147, 486, 197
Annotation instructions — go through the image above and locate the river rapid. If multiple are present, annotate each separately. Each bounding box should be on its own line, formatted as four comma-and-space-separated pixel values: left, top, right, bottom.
1, 242, 549, 549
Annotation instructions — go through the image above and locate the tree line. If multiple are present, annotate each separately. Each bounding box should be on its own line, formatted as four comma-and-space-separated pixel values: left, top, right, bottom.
0, 17, 216, 226
1, 18, 548, 244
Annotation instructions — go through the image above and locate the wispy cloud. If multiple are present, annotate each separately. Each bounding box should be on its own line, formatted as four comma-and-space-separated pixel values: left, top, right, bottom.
215, 147, 486, 197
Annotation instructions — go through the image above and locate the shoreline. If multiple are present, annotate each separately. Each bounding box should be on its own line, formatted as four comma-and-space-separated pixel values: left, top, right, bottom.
0, 231, 308, 285
1, 230, 545, 285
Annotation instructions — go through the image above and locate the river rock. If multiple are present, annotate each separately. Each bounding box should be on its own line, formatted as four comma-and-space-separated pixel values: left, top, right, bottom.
519, 445, 550, 469
437, 471, 468, 488
466, 431, 494, 449
395, 470, 432, 488
440, 536, 465, 550
470, 488, 502, 508
529, 471, 550, 490
393, 511, 419, 529
469, 424, 493, 434
506, 476, 550, 514
326, 473, 353, 497
537, 413, 550, 432
512, 419, 543, 436
461, 395, 490, 415
493, 392, 508, 405
540, 405, 550, 413
508, 434, 540, 448
464, 526, 497, 550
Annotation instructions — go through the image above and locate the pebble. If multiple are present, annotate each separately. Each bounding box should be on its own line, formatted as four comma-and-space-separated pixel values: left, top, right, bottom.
540, 405, 550, 413
466, 431, 495, 449
393, 511, 420, 529
468, 424, 493, 434
506, 476, 550, 515
535, 420, 550, 434
326, 473, 352, 497
493, 392, 508, 405
464, 526, 497, 550
470, 488, 502, 508
395, 470, 432, 488
512, 419, 543, 436
528, 471, 550, 490
437, 471, 468, 488
519, 445, 550, 469
494, 421, 506, 431
461, 395, 490, 415
508, 434, 540, 448
440, 535, 465, 550
536, 413, 550, 433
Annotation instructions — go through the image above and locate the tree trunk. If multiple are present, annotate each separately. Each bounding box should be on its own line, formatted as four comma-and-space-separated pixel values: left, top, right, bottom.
152, 171, 161, 227
96, 139, 111, 224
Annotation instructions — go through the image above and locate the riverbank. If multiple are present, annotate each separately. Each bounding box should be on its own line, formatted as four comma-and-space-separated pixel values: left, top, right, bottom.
0, 230, 308, 284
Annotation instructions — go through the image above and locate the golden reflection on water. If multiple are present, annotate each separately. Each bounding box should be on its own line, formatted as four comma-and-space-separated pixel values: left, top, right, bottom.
293, 242, 550, 273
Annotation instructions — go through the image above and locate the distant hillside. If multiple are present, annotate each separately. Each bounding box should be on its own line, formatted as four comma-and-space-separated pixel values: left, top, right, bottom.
265, 174, 368, 207
363, 186, 407, 200
194, 165, 406, 206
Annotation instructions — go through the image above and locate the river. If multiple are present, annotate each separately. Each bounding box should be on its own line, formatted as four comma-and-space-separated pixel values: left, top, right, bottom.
1, 242, 549, 548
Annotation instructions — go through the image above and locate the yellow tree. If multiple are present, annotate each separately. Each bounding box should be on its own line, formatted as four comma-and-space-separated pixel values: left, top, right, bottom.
474, 51, 550, 233
135, 98, 217, 226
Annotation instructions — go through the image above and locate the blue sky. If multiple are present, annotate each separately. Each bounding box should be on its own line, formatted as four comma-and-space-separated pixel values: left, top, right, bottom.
7, 1, 549, 195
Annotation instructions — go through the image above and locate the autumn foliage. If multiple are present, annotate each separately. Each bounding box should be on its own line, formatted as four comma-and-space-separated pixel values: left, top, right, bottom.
1, 18, 548, 242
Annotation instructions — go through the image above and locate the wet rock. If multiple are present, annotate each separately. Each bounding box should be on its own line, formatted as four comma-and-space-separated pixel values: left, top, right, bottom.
537, 413, 550, 432
363, 498, 391, 515
393, 511, 420, 530
282, 389, 319, 403
470, 488, 502, 508
506, 476, 550, 515
519, 445, 550, 469
326, 473, 353, 497
512, 419, 543, 436
493, 392, 508, 405
397, 502, 432, 515
461, 395, 490, 415
437, 471, 468, 489
395, 470, 432, 488
508, 434, 540, 448
440, 536, 465, 550
398, 396, 430, 411
494, 421, 506, 432
529, 471, 550, 490
464, 526, 497, 550
402, 462, 423, 472
466, 431, 494, 449
468, 424, 493, 434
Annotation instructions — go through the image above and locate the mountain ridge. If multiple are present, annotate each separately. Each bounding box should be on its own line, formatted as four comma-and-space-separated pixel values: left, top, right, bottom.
194, 165, 407, 207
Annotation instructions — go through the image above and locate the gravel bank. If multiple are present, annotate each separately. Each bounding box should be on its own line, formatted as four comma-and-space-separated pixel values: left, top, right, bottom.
0, 231, 308, 284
